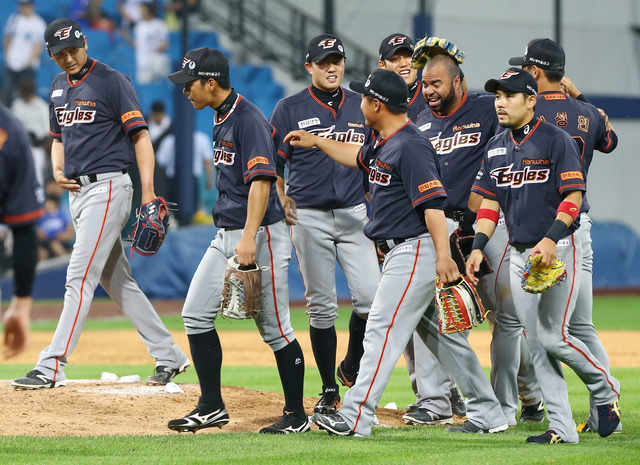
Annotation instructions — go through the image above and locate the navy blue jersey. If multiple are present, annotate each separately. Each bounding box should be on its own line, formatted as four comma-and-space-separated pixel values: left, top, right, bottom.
535, 91, 614, 213
357, 121, 446, 241
269, 86, 371, 209
472, 119, 585, 245
415, 93, 499, 210
211, 94, 284, 229
49, 59, 147, 179
407, 80, 427, 122
0, 105, 44, 226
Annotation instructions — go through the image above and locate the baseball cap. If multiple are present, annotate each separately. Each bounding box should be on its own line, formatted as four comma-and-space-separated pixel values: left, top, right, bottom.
349, 69, 408, 110
44, 18, 85, 55
306, 34, 346, 63
168, 47, 229, 84
18, 0, 34, 5
379, 33, 414, 61
484, 67, 538, 96
509, 38, 565, 71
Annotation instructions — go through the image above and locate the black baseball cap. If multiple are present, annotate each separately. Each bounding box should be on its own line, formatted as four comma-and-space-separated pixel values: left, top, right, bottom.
484, 67, 538, 96
379, 33, 414, 61
168, 47, 229, 84
44, 18, 85, 55
509, 38, 565, 71
306, 34, 346, 63
349, 69, 408, 111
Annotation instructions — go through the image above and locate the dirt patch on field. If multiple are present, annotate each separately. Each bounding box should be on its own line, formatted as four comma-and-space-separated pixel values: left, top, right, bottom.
0, 300, 636, 436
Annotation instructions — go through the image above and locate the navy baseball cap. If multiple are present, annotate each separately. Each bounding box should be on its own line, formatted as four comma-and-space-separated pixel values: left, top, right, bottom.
379, 33, 414, 61
509, 38, 565, 71
349, 69, 408, 110
44, 18, 85, 55
168, 47, 229, 84
484, 67, 538, 96
306, 34, 346, 63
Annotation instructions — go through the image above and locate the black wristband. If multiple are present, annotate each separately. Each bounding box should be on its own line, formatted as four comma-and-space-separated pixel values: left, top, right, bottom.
544, 219, 569, 243
471, 232, 490, 252
461, 208, 477, 227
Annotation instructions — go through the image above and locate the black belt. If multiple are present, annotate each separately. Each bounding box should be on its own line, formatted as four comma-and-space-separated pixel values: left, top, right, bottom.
443, 209, 464, 222
73, 169, 127, 186
512, 243, 536, 253
376, 238, 406, 255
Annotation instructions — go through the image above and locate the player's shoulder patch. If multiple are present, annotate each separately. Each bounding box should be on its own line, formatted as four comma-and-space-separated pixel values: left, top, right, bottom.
52, 89, 63, 98
487, 147, 506, 158
418, 122, 432, 131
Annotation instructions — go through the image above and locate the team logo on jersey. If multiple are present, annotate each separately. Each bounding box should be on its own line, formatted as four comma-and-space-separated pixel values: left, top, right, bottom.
308, 126, 365, 145
214, 147, 235, 165
452, 122, 480, 132
488, 147, 506, 158
298, 117, 321, 129
560, 170, 584, 181
490, 164, 550, 188
369, 166, 391, 186
522, 158, 550, 165
578, 115, 590, 133
75, 99, 96, 107
247, 156, 269, 169
54, 105, 96, 126
554, 112, 568, 127
54, 26, 73, 40
429, 131, 481, 154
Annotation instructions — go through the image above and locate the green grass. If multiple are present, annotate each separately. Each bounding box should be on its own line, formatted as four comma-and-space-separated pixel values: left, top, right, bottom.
0, 295, 638, 464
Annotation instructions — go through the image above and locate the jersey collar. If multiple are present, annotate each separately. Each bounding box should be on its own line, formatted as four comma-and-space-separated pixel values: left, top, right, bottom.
214, 91, 242, 125
375, 119, 411, 148
67, 58, 96, 87
308, 85, 345, 118
408, 80, 421, 107
510, 117, 541, 147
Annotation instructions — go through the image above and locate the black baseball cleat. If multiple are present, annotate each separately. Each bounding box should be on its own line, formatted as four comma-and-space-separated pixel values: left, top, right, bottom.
449, 387, 467, 417
311, 413, 361, 436
526, 429, 565, 444
146, 361, 190, 385
447, 420, 508, 434
336, 361, 357, 388
168, 404, 229, 433
597, 399, 621, 438
314, 386, 340, 414
12, 370, 67, 390
259, 409, 310, 434
520, 400, 545, 423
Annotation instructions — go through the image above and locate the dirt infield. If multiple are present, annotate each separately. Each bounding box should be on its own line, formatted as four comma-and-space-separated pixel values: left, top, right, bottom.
0, 300, 636, 436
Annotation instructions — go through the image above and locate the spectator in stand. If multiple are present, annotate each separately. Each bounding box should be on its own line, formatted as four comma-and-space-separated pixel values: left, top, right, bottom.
1, 0, 46, 106
131, 1, 170, 84
37, 194, 75, 260
166, 0, 202, 30
11, 78, 51, 185
147, 101, 173, 199
117, 0, 147, 30
70, 0, 116, 33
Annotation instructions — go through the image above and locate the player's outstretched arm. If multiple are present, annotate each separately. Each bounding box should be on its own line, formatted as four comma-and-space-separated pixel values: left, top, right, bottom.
131, 129, 157, 204
284, 130, 359, 168
424, 209, 460, 284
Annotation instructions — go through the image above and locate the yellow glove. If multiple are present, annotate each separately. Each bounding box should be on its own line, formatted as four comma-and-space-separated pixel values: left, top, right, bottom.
411, 36, 465, 69
521, 254, 567, 294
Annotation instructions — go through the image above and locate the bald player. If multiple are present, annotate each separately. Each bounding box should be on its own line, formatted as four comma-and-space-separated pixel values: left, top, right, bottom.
468, 67, 620, 444
289, 68, 508, 437
12, 18, 189, 390
511, 37, 620, 434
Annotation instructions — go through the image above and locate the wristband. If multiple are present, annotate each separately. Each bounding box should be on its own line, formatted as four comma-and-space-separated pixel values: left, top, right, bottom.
477, 208, 499, 224
471, 232, 490, 252
461, 208, 477, 227
557, 200, 579, 221
544, 219, 569, 243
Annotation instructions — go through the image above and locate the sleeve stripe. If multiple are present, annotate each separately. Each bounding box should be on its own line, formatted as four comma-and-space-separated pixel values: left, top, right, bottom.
125, 120, 146, 131
50, 129, 62, 138
1, 208, 44, 224
356, 149, 369, 172
277, 149, 288, 160
471, 185, 496, 198
559, 184, 586, 192
412, 190, 446, 206
244, 169, 277, 182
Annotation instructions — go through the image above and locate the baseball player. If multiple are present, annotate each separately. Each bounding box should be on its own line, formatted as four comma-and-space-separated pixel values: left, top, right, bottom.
378, 34, 467, 424
0, 103, 44, 358
12, 18, 189, 389
412, 52, 542, 426
511, 38, 620, 434
269, 34, 380, 414
166, 47, 308, 434
287, 69, 508, 437
467, 67, 621, 444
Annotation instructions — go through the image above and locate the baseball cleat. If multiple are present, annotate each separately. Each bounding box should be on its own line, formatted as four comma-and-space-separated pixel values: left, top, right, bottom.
314, 387, 340, 414
146, 360, 191, 385
311, 413, 360, 436
597, 399, 621, 438
336, 361, 357, 388
12, 370, 67, 390
449, 387, 467, 417
168, 404, 229, 433
520, 400, 545, 423
526, 429, 565, 444
447, 420, 508, 434
403, 409, 453, 426
577, 419, 622, 434
259, 409, 310, 434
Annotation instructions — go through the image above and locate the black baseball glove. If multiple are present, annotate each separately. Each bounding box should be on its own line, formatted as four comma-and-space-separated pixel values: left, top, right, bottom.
128, 197, 174, 256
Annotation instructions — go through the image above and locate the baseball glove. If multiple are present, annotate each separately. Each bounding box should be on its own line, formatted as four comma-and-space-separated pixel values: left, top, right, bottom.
411, 36, 465, 69
220, 255, 263, 319
521, 253, 567, 294
129, 197, 174, 256
450, 231, 492, 278
436, 276, 488, 334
